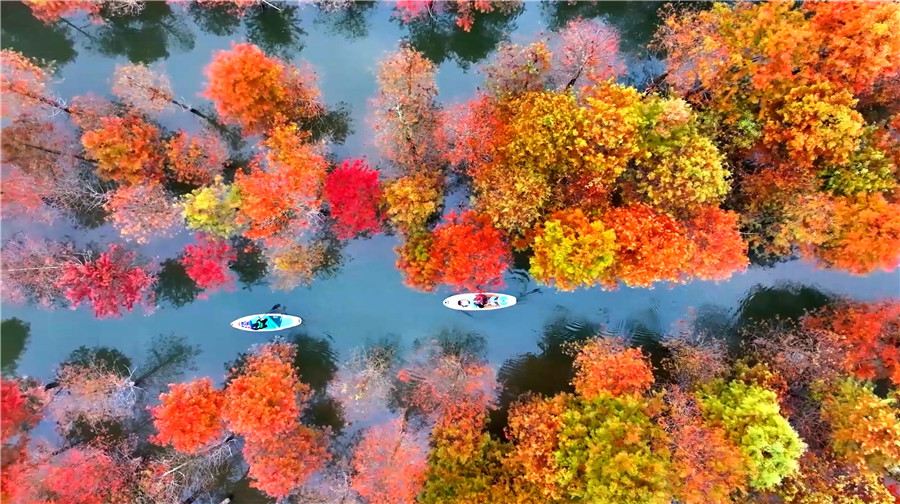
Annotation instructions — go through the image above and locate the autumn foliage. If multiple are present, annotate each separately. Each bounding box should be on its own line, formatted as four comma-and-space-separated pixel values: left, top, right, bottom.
180, 235, 236, 293
571, 338, 654, 399
324, 159, 384, 240
424, 211, 510, 292
372, 46, 441, 170
105, 183, 181, 244
165, 129, 227, 186
80, 114, 165, 185
529, 209, 617, 290
56, 244, 155, 318
234, 124, 327, 244
222, 342, 309, 440
23, 1, 100, 23
351, 418, 428, 504
150, 378, 225, 454
684, 207, 749, 281
607, 204, 694, 287
803, 300, 900, 386
204, 43, 322, 136
242, 425, 329, 498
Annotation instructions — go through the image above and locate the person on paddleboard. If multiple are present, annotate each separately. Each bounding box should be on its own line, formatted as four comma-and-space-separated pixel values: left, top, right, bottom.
249, 317, 269, 330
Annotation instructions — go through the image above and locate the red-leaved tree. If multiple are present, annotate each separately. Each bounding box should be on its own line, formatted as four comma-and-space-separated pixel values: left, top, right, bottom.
324, 158, 384, 240
426, 210, 510, 291
180, 235, 236, 294
553, 18, 625, 91
55, 244, 156, 318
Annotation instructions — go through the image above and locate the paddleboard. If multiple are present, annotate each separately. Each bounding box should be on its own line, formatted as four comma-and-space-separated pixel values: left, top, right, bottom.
230, 313, 302, 332
443, 293, 516, 311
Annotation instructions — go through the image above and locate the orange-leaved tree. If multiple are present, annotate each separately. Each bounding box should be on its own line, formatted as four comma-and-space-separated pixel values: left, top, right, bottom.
663, 388, 747, 504
760, 82, 865, 169
395, 231, 441, 291
165, 129, 227, 186
222, 342, 309, 440
505, 393, 570, 500
383, 171, 443, 235
683, 206, 748, 282
81, 114, 165, 185
818, 378, 900, 472
203, 43, 322, 136
150, 378, 225, 454
803, 300, 900, 386
425, 210, 510, 292
571, 337, 654, 399
350, 417, 428, 504
23, 0, 100, 24
606, 204, 694, 287
233, 124, 327, 244
809, 193, 900, 274
242, 423, 329, 499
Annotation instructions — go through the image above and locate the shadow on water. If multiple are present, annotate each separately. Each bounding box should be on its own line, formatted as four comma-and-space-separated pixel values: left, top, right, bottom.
91, 2, 195, 63
229, 237, 269, 291
727, 283, 835, 355
186, 1, 242, 37
540, 0, 663, 52
60, 345, 134, 377
0, 1, 78, 65
399, 4, 524, 69
413, 327, 488, 360
304, 102, 355, 146
244, 3, 306, 60
314, 1, 377, 40
1, 318, 30, 375
155, 258, 203, 309
489, 313, 597, 438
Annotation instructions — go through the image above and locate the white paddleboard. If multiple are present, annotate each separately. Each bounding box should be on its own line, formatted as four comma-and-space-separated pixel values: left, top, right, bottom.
230, 313, 302, 332
443, 293, 516, 311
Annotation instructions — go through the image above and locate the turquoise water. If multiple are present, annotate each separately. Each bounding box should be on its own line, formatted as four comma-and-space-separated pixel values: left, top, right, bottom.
1, 0, 897, 387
